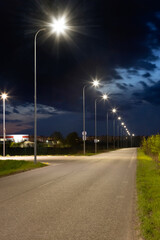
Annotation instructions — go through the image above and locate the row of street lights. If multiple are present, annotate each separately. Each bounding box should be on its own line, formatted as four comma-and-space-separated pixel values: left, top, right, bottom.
82, 79, 135, 154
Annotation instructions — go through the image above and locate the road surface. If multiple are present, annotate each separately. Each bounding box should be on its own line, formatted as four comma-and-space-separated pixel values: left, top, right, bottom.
0, 148, 137, 240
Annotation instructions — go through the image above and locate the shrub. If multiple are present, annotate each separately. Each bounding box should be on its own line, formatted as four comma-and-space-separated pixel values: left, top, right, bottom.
141, 134, 160, 161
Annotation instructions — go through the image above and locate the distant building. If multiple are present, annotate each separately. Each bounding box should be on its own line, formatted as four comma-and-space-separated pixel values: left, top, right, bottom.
0, 134, 29, 143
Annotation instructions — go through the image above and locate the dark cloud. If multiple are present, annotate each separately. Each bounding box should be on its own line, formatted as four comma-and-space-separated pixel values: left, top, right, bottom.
132, 92, 140, 97
13, 108, 19, 114
135, 61, 157, 71
133, 81, 160, 106
147, 79, 155, 84
127, 69, 139, 75
147, 22, 157, 31
110, 70, 123, 80
139, 81, 148, 88
143, 81, 160, 105
116, 83, 128, 90
142, 72, 151, 78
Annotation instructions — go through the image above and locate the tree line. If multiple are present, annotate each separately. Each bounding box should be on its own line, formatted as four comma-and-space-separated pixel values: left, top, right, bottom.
49, 131, 80, 147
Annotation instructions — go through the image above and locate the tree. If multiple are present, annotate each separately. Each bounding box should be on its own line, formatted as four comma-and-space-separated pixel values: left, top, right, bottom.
66, 132, 80, 147
50, 131, 64, 144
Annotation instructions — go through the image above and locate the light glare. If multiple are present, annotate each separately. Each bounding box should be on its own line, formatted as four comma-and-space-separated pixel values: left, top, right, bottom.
112, 108, 116, 113
102, 94, 108, 100
93, 79, 99, 87
51, 16, 68, 36
1, 93, 7, 100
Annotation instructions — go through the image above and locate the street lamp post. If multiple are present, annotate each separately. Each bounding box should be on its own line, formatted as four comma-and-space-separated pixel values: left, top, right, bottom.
1, 93, 7, 157
113, 119, 115, 148
95, 94, 108, 153
3, 96, 5, 157
117, 124, 119, 148
131, 133, 135, 147
34, 29, 45, 164
95, 98, 98, 153
34, 16, 69, 163
83, 85, 86, 155
112, 108, 117, 149
106, 112, 108, 149
121, 122, 124, 148
120, 126, 122, 148
83, 80, 99, 155
117, 116, 121, 148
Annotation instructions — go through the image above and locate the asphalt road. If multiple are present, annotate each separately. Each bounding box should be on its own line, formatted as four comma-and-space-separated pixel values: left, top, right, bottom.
0, 148, 137, 240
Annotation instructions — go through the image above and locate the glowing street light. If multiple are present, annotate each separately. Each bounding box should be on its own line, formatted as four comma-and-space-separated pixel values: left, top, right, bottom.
1, 93, 8, 157
2, 93, 7, 100
102, 94, 108, 100
112, 108, 117, 113
34, 16, 70, 164
92, 79, 100, 87
118, 116, 121, 120
50, 16, 69, 35
83, 79, 100, 155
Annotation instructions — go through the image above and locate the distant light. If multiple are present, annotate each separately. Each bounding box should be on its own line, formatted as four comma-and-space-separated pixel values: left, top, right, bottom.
51, 16, 68, 36
13, 135, 28, 143
1, 93, 8, 100
102, 94, 108, 100
124, 126, 126, 128
118, 117, 121, 120
121, 122, 124, 126
92, 79, 100, 87
132, 134, 135, 136
112, 108, 117, 113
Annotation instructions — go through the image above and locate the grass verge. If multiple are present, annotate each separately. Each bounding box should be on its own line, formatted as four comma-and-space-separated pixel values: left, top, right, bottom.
137, 148, 160, 240
0, 160, 46, 177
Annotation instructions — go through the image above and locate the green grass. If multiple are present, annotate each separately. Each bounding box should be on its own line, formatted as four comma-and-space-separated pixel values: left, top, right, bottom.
137, 148, 160, 240
0, 160, 46, 177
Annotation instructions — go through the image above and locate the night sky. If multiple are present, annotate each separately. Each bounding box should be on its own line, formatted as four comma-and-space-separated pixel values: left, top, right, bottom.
1, 0, 160, 137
